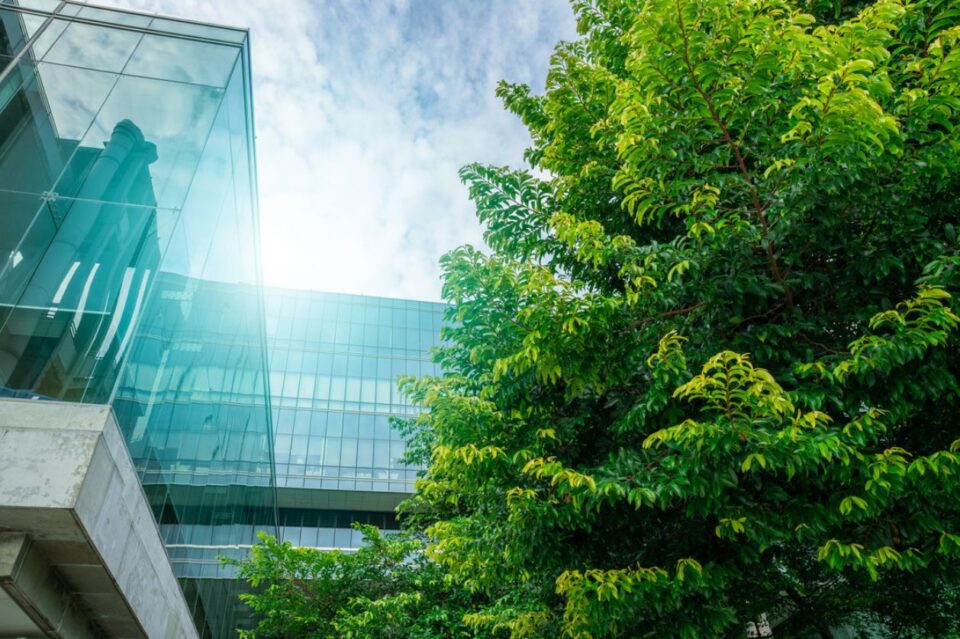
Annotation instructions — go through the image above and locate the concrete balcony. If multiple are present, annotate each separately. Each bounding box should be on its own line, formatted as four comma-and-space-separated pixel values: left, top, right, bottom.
0, 399, 197, 638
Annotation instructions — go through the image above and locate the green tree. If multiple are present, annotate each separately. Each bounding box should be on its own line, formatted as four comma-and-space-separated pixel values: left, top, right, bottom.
399, 0, 960, 637
230, 526, 476, 638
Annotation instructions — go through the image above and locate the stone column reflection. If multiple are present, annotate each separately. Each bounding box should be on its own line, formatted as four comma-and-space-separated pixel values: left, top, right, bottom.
1, 119, 163, 399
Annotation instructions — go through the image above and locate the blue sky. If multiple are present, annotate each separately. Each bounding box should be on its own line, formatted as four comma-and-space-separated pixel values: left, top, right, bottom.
100, 0, 577, 301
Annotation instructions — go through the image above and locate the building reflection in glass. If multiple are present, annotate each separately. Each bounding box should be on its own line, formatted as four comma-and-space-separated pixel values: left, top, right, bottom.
1, 118, 160, 402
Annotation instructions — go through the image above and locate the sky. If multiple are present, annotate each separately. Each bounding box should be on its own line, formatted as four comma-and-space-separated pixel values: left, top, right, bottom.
99, 0, 578, 301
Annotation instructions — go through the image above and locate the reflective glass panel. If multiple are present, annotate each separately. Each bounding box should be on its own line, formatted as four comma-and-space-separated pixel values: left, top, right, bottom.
1, 6, 269, 636
125, 33, 239, 88
62, 73, 224, 210
0, 196, 172, 402
0, 8, 43, 57
0, 191, 54, 310
25, 16, 68, 60
42, 20, 142, 72
0, 59, 119, 196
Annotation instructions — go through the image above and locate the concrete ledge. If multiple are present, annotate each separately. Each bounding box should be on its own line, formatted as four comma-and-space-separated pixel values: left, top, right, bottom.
0, 399, 198, 638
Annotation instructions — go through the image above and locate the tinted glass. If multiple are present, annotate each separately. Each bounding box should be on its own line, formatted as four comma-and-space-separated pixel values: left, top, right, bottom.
0, 6, 268, 637
42, 20, 142, 72
125, 34, 239, 87
261, 287, 446, 548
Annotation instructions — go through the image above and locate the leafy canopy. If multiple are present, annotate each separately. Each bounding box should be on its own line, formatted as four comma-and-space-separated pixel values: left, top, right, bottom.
234, 1, 960, 636
397, 0, 960, 637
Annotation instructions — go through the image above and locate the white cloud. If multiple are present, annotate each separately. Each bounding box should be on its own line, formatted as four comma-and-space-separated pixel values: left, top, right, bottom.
96, 0, 577, 301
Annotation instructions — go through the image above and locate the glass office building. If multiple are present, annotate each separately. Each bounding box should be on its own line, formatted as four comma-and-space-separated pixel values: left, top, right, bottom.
0, 1, 275, 637
265, 288, 443, 550
0, 2, 266, 411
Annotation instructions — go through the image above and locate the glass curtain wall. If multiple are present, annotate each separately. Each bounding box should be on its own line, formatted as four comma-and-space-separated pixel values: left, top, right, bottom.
114, 276, 276, 639
0, 2, 275, 637
265, 288, 444, 549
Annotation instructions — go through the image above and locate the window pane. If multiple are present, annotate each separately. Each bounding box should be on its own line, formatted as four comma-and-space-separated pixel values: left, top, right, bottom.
357, 439, 373, 467
322, 439, 341, 466
43, 20, 141, 72
125, 34, 239, 87
0, 8, 44, 57
62, 74, 224, 210
0, 61, 118, 195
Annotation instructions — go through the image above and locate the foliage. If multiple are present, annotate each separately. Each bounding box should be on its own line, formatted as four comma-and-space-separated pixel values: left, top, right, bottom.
229, 527, 476, 638
398, 0, 960, 637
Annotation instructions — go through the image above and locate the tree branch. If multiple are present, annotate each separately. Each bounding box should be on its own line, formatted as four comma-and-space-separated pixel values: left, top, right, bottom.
674, 0, 793, 307
631, 302, 705, 328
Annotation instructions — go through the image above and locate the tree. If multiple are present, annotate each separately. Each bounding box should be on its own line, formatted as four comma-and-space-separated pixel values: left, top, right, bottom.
398, 0, 960, 637
230, 526, 477, 638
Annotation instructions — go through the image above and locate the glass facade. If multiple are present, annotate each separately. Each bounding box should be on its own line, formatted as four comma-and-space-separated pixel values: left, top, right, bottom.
0, 2, 274, 637
0, 2, 446, 637
0, 0, 262, 403
265, 288, 444, 548
114, 275, 276, 638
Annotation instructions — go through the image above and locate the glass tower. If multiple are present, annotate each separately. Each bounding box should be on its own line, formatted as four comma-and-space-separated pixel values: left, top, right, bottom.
265, 288, 444, 550
0, 2, 275, 637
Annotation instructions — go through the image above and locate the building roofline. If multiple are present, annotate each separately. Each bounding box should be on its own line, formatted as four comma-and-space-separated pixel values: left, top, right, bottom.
70, 0, 249, 34
2, 0, 249, 46
262, 284, 448, 308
